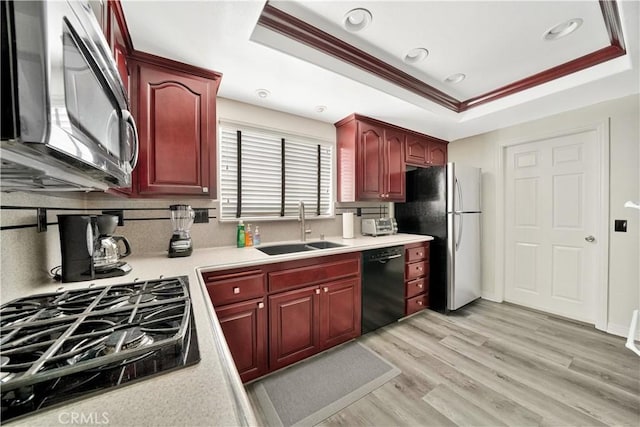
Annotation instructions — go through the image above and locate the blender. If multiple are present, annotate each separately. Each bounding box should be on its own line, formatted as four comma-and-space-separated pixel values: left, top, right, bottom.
168, 204, 195, 258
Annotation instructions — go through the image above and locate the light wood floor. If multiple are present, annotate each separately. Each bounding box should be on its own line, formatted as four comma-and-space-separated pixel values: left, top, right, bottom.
248, 299, 640, 426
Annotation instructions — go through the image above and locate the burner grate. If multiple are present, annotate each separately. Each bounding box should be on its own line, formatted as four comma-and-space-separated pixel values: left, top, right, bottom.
0, 277, 192, 391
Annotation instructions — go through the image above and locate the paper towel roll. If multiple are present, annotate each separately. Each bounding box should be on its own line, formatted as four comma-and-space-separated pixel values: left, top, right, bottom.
342, 212, 354, 239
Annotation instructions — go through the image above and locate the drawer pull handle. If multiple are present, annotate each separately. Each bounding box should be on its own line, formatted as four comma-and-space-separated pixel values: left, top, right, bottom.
323, 287, 329, 293
417, 300, 423, 306
258, 302, 264, 309
315, 288, 321, 294
233, 287, 240, 294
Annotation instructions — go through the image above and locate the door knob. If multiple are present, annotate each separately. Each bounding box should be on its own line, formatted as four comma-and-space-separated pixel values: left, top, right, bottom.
585, 235, 596, 242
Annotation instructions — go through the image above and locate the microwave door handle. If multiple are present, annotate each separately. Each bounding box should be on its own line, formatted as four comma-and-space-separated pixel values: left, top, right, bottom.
122, 110, 139, 170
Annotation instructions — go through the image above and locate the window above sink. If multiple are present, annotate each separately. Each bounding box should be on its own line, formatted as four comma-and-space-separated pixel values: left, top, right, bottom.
219, 122, 334, 222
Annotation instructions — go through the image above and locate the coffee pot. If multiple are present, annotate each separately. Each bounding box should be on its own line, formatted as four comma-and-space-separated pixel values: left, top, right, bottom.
93, 215, 132, 276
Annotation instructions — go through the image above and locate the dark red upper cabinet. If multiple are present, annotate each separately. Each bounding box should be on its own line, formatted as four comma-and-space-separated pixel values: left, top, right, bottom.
429, 141, 448, 165
405, 135, 448, 167
405, 135, 429, 166
384, 128, 406, 201
129, 54, 221, 197
337, 114, 406, 202
358, 122, 385, 200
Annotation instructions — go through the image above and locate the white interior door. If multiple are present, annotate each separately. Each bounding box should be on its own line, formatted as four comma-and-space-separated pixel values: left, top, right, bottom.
504, 130, 599, 323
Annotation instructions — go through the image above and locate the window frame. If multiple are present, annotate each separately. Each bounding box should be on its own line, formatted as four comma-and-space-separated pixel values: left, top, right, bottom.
217, 120, 335, 222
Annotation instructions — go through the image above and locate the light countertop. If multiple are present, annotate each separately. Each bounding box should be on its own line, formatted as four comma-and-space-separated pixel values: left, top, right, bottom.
6, 233, 432, 426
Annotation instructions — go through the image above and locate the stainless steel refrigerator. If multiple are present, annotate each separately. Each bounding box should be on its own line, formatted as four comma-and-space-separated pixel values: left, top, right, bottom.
395, 163, 481, 311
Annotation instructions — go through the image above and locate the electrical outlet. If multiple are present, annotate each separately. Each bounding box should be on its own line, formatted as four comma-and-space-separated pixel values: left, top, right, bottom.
102, 210, 124, 226
193, 208, 209, 223
614, 219, 627, 232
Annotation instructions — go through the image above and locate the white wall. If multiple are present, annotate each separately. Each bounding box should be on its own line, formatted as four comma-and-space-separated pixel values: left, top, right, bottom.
448, 94, 640, 336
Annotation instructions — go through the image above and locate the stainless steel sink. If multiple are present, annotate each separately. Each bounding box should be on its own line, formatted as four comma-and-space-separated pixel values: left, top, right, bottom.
257, 241, 345, 256
305, 241, 345, 249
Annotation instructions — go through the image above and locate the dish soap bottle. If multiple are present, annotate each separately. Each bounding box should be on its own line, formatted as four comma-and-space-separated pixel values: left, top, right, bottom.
245, 224, 253, 247
254, 225, 261, 246
237, 220, 245, 248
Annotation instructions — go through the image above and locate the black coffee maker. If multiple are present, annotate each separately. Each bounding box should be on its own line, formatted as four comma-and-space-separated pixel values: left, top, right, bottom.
58, 214, 132, 283
58, 215, 96, 283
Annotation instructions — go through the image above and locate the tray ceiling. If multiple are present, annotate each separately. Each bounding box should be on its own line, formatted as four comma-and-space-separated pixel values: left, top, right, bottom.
120, 0, 639, 140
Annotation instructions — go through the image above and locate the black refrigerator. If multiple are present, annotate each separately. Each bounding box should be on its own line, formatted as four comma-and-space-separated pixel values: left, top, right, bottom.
395, 163, 482, 312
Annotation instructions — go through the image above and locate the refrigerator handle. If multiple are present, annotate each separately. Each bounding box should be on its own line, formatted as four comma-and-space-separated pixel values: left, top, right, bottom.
456, 212, 463, 251
455, 177, 463, 251
456, 176, 463, 213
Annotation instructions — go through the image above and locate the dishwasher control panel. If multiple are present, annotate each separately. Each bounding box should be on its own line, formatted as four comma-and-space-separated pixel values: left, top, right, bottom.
362, 245, 403, 262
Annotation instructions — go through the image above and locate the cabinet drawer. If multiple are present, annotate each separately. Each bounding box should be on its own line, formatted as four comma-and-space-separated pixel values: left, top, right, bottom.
406, 244, 429, 263
205, 271, 265, 306
405, 277, 428, 299
268, 257, 360, 293
405, 260, 429, 281
406, 294, 428, 316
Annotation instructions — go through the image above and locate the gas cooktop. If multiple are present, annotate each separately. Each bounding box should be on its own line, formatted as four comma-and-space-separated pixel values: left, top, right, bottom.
0, 276, 200, 422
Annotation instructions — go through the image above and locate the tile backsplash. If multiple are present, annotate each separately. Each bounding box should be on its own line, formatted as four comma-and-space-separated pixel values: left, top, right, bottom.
0, 191, 388, 300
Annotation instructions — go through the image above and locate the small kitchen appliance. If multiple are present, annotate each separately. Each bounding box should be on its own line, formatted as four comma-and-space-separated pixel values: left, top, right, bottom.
168, 205, 195, 258
1, 0, 138, 191
0, 276, 200, 423
93, 215, 132, 278
361, 218, 397, 236
57, 214, 96, 283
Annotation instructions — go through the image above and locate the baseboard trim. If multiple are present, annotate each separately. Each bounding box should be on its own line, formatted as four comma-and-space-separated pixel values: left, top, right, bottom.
481, 293, 502, 303
607, 322, 640, 340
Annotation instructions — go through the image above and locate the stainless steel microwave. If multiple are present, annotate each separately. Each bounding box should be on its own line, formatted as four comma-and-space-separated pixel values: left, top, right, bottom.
0, 0, 138, 191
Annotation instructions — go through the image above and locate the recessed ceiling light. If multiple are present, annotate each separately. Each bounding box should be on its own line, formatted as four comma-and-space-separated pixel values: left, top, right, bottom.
343, 8, 372, 32
544, 18, 583, 41
256, 89, 270, 99
404, 48, 429, 64
315, 105, 327, 113
444, 73, 466, 84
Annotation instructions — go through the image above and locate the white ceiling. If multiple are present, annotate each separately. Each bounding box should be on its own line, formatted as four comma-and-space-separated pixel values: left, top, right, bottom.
120, 0, 639, 141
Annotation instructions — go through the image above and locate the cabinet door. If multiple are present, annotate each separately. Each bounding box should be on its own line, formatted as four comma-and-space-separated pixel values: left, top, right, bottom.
269, 287, 320, 370
134, 63, 215, 197
405, 135, 429, 166
320, 278, 361, 350
385, 129, 406, 201
429, 141, 448, 165
357, 121, 385, 200
107, 3, 129, 95
216, 298, 267, 383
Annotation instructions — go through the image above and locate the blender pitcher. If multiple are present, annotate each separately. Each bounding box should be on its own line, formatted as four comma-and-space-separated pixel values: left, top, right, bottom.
168, 204, 195, 257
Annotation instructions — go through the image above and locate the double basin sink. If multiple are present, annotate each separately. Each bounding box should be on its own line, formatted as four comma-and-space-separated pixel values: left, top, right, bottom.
257, 240, 345, 256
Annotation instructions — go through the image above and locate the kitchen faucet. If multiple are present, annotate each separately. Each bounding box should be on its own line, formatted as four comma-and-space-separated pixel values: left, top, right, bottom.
298, 201, 312, 241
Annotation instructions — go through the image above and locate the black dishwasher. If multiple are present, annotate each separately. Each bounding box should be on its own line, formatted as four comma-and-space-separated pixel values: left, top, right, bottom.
361, 246, 405, 334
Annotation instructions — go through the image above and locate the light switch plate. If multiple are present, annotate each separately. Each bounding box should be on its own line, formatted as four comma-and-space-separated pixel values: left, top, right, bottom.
614, 220, 627, 232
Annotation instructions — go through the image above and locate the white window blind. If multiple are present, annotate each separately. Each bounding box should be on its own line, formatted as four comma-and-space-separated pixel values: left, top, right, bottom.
219, 123, 333, 220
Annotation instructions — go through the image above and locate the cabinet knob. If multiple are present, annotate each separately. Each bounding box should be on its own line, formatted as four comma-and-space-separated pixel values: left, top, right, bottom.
202, 187, 209, 193
418, 252, 423, 257
257, 302, 264, 309
315, 288, 320, 294
417, 300, 423, 306
418, 284, 423, 289
323, 287, 329, 293
233, 287, 240, 294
